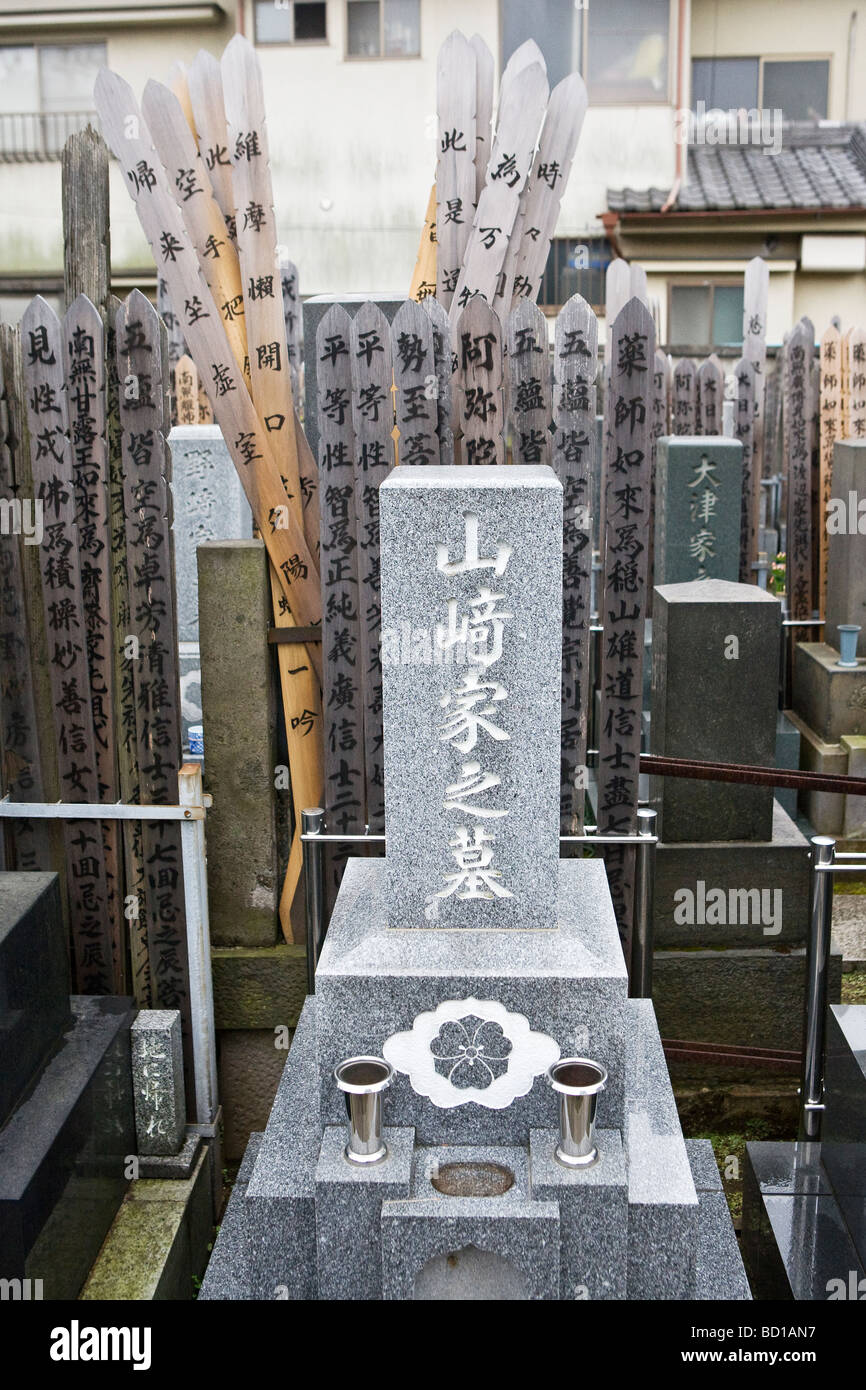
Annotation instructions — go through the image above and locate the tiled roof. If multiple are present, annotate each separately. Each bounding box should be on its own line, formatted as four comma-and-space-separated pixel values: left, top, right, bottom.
607, 122, 866, 214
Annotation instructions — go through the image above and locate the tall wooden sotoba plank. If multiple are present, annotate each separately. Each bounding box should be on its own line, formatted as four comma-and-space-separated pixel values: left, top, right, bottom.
671, 358, 697, 435
61, 127, 110, 314
0, 340, 51, 872
279, 254, 303, 402
0, 325, 63, 886
142, 80, 249, 382
506, 299, 551, 467
453, 60, 547, 318
349, 303, 394, 833
509, 74, 588, 307
784, 322, 814, 621
175, 353, 200, 425
317, 306, 366, 878
819, 324, 843, 617
470, 33, 494, 202
597, 298, 655, 956
742, 256, 769, 564
599, 258, 632, 556
94, 70, 322, 664
453, 296, 505, 465
424, 295, 455, 465
115, 292, 192, 1065
841, 329, 852, 439
648, 348, 671, 608
187, 47, 238, 241
732, 355, 756, 581
62, 294, 123, 982
696, 355, 724, 436
552, 294, 597, 834
435, 31, 477, 310
629, 263, 648, 307
105, 293, 150, 1003
167, 59, 197, 135
392, 298, 438, 467
410, 184, 438, 305
22, 297, 115, 993
651, 348, 670, 442
221, 36, 318, 566
849, 327, 866, 440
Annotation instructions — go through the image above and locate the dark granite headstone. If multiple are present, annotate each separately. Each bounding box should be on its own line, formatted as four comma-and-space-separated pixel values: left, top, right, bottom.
0, 995, 135, 1299
0, 873, 71, 1128
826, 439, 866, 657
651, 579, 781, 842
654, 436, 743, 586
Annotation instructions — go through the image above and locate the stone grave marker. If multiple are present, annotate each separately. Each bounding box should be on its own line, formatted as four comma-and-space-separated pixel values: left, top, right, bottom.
653, 436, 743, 585
380, 464, 562, 930
651, 579, 781, 842
131, 1009, 186, 1156
169, 425, 253, 644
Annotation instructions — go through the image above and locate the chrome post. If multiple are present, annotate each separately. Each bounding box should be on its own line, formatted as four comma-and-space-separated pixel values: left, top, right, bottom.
799, 836, 836, 1141
631, 807, 657, 999
302, 807, 325, 994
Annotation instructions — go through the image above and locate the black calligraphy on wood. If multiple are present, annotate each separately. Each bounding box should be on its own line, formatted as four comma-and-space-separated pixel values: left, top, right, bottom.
453, 296, 504, 466
350, 302, 394, 833
23, 296, 115, 993
597, 297, 655, 955
317, 305, 366, 903
553, 293, 597, 834
506, 299, 551, 468
116, 291, 190, 1060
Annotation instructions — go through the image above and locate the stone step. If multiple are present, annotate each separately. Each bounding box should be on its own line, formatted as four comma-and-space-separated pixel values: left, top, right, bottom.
80, 1142, 214, 1301
685, 1138, 752, 1300
654, 800, 811, 948
653, 947, 843, 1051
821, 1004, 866, 1271
0, 995, 135, 1298
742, 1140, 865, 1299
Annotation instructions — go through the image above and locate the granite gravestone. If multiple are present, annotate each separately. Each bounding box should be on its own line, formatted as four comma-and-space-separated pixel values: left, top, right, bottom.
654, 437, 743, 586
651, 579, 781, 842
380, 465, 562, 930
168, 425, 253, 644
826, 439, 866, 658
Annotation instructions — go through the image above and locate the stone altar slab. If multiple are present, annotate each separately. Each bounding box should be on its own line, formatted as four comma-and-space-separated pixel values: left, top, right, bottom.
314, 857, 627, 1145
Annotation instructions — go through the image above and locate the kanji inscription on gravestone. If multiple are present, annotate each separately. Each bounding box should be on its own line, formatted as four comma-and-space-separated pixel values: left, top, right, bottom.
380, 465, 562, 930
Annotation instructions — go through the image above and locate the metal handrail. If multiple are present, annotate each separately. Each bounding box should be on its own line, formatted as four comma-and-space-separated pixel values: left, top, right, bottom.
0, 769, 218, 1128
799, 838, 866, 1140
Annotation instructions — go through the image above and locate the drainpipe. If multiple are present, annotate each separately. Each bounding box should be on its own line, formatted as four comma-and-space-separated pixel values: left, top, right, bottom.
846, 12, 857, 120
661, 0, 689, 214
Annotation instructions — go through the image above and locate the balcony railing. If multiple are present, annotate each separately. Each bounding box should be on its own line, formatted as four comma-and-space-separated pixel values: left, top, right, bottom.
0, 111, 98, 163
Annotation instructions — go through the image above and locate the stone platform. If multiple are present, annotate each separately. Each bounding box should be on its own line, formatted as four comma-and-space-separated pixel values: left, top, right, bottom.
198, 853, 750, 1301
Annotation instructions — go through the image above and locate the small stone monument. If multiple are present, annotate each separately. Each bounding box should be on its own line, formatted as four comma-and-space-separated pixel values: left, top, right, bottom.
130, 1009, 186, 1157
168, 425, 253, 644
654, 437, 743, 586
